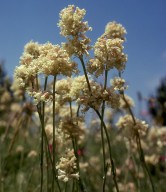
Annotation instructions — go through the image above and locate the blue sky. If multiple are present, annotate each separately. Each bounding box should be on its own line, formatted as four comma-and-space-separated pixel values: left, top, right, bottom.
0, 0, 166, 110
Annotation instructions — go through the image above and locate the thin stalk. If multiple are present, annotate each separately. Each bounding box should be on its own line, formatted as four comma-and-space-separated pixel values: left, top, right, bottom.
37, 103, 61, 192
52, 75, 57, 192
36, 74, 39, 91
72, 179, 75, 192
69, 101, 73, 118
101, 69, 108, 191
70, 103, 86, 192
44, 76, 48, 91
40, 104, 44, 192
65, 182, 68, 192
40, 76, 48, 192
8, 117, 23, 153
79, 56, 118, 191
121, 91, 155, 192
95, 109, 119, 192
25, 169, 34, 192
79, 56, 92, 94
45, 140, 50, 192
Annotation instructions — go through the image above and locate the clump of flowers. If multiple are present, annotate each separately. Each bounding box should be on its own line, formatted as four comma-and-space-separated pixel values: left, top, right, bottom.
87, 21, 127, 77
56, 149, 79, 182
105, 21, 127, 40
37, 43, 78, 76
58, 5, 92, 56
116, 114, 148, 138
119, 94, 135, 109
111, 77, 128, 91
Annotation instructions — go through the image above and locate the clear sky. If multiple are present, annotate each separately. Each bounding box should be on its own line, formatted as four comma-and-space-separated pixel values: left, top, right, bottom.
0, 0, 166, 110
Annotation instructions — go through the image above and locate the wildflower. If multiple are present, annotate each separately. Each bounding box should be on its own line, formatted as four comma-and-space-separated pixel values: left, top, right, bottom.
58, 5, 91, 36
11, 78, 25, 101
147, 126, 166, 148
58, 5, 92, 56
0, 91, 11, 103
45, 123, 65, 145
87, 21, 127, 77
56, 149, 79, 182
119, 94, 135, 109
27, 150, 38, 158
116, 114, 148, 138
111, 77, 128, 91
55, 78, 73, 105
104, 88, 120, 108
37, 42, 78, 76
105, 21, 127, 40
16, 145, 24, 153
87, 37, 127, 76
145, 154, 159, 165
20, 41, 40, 66
14, 63, 38, 88
59, 117, 85, 139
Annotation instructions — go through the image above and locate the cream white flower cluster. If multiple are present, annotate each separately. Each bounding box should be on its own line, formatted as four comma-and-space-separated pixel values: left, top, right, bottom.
14, 40, 78, 104
14, 41, 40, 87
87, 21, 127, 77
27, 89, 53, 105
111, 77, 128, 91
55, 76, 120, 111
37, 43, 78, 76
20, 41, 40, 65
59, 117, 85, 139
56, 149, 79, 182
58, 5, 91, 36
105, 21, 127, 40
45, 123, 66, 146
11, 78, 25, 101
147, 126, 166, 148
58, 5, 92, 56
116, 114, 148, 138
119, 94, 135, 109
14, 61, 38, 88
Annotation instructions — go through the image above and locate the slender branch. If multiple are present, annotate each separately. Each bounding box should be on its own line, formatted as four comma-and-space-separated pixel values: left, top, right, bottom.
40, 76, 48, 192
95, 109, 119, 192
37, 102, 61, 192
101, 69, 108, 191
52, 75, 57, 191
79, 56, 92, 94
79, 56, 118, 191
70, 103, 86, 192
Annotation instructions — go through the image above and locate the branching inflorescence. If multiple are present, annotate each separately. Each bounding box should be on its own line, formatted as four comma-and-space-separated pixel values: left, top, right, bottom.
9, 4, 158, 192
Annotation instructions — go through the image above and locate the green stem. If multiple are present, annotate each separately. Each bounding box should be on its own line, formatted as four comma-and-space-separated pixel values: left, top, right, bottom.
95, 109, 119, 192
69, 101, 73, 118
72, 179, 75, 192
52, 75, 57, 192
45, 140, 50, 192
70, 103, 86, 192
40, 76, 48, 192
36, 74, 39, 91
79, 56, 118, 191
101, 69, 108, 192
79, 56, 92, 94
65, 182, 68, 192
37, 103, 61, 192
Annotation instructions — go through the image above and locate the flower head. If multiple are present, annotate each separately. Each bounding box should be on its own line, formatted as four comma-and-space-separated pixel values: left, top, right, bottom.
56, 149, 79, 182
58, 5, 92, 56
37, 42, 78, 76
105, 21, 127, 40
